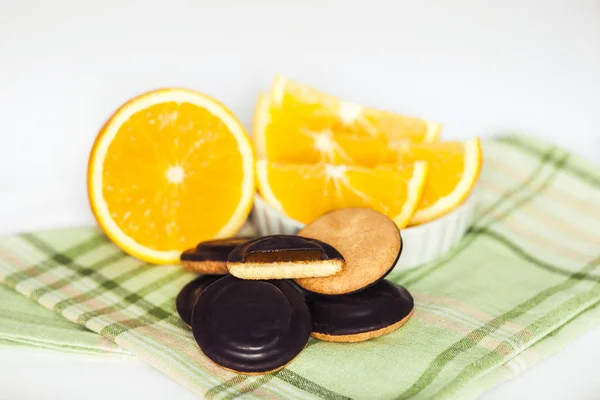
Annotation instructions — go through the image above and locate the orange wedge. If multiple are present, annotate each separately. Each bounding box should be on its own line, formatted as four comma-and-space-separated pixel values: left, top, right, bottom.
254, 93, 389, 166
269, 75, 442, 142
87, 88, 255, 264
256, 160, 428, 228
388, 138, 482, 225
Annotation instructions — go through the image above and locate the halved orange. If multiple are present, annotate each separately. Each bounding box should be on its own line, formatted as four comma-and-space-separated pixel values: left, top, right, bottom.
256, 160, 428, 228
269, 75, 442, 143
388, 137, 482, 225
254, 93, 389, 166
87, 88, 255, 264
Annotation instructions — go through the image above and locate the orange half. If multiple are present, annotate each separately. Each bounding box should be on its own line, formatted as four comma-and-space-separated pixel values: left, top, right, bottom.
88, 88, 255, 264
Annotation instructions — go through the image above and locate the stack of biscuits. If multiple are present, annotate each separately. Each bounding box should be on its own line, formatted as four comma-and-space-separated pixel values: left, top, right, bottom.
177, 208, 414, 375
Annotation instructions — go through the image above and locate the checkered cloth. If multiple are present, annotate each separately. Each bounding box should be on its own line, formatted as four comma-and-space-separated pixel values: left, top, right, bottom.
1, 135, 599, 399
0, 284, 130, 357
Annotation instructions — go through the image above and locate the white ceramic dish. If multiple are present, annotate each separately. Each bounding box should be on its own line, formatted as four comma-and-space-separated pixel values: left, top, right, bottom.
250, 195, 476, 272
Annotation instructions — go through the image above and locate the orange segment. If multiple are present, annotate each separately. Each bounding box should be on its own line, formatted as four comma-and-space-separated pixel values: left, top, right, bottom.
254, 93, 393, 166
88, 88, 255, 264
388, 137, 482, 225
270, 75, 442, 143
256, 160, 428, 228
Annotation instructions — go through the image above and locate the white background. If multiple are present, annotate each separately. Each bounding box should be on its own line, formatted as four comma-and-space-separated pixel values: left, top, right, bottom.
1, 0, 599, 399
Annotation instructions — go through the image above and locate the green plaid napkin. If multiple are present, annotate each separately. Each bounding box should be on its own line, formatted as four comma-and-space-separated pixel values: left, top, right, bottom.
1, 134, 599, 399
0, 284, 130, 357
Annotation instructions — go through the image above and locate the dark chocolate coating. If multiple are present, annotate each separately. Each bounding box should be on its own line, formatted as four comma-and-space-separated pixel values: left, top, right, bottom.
305, 280, 414, 336
192, 275, 311, 373
227, 235, 343, 264
176, 275, 223, 327
180, 238, 250, 262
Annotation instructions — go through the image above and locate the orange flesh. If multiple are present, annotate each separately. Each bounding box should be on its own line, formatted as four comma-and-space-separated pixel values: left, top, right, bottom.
261, 106, 389, 166
101, 101, 245, 251
391, 141, 471, 209
272, 78, 438, 142
259, 162, 424, 224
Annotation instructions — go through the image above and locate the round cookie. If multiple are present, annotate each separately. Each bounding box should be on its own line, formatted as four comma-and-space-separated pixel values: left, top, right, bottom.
176, 275, 223, 327
227, 235, 344, 280
180, 238, 250, 274
296, 208, 402, 295
192, 275, 311, 375
306, 280, 414, 342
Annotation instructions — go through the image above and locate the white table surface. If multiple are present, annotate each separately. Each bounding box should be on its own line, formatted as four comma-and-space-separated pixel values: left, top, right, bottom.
1, 0, 599, 398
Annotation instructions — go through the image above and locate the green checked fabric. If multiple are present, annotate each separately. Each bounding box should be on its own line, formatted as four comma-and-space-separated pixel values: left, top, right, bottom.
1, 134, 600, 399
0, 284, 131, 357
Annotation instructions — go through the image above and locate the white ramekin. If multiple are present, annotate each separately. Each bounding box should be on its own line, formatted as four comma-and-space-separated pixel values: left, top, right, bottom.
250, 195, 476, 272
